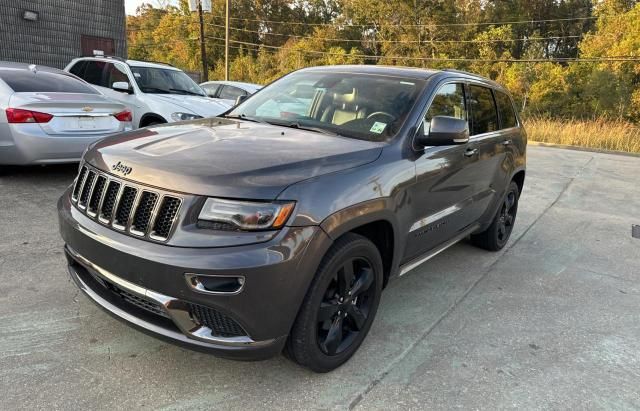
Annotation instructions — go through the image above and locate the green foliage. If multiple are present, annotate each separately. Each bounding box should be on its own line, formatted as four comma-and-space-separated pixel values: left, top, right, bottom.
127, 0, 640, 121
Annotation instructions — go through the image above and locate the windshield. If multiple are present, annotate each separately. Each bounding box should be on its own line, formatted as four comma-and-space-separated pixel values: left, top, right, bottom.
228, 71, 426, 142
130, 66, 205, 96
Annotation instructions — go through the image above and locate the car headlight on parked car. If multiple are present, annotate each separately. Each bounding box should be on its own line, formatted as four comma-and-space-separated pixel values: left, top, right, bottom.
171, 112, 203, 121
198, 198, 295, 231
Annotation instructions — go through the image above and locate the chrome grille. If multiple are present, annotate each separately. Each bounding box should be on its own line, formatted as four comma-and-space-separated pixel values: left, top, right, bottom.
71, 164, 182, 242
71, 166, 88, 201
113, 186, 138, 229
151, 196, 181, 240
78, 170, 96, 209
87, 175, 107, 217
99, 180, 121, 223
131, 191, 159, 236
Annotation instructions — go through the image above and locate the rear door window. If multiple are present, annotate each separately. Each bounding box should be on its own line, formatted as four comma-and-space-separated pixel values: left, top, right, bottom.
81, 61, 108, 87
219, 85, 246, 100
0, 70, 98, 94
68, 61, 87, 78
495, 91, 518, 129
469, 85, 498, 135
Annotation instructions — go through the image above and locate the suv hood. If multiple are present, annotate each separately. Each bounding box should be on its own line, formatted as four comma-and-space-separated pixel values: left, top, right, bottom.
149, 94, 231, 117
85, 118, 384, 199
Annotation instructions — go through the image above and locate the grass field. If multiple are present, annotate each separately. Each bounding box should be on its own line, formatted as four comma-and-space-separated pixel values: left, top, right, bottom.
524, 118, 640, 154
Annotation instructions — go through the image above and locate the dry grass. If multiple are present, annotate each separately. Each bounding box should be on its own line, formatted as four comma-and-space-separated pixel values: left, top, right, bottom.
524, 118, 640, 154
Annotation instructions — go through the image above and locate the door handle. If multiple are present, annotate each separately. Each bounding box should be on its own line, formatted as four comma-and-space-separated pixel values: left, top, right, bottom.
464, 148, 478, 157
502, 139, 512, 146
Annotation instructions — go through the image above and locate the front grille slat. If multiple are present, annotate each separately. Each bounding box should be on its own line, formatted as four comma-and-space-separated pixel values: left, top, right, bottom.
87, 175, 107, 216
72, 166, 88, 201
113, 186, 138, 229
150, 196, 182, 240
99, 180, 121, 223
71, 164, 182, 242
78, 171, 96, 209
130, 191, 159, 235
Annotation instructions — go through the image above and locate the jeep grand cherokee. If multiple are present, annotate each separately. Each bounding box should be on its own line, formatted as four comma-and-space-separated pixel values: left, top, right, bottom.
58, 65, 526, 372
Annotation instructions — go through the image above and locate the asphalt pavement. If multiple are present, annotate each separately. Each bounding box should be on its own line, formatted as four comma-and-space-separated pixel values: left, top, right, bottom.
1, 146, 639, 410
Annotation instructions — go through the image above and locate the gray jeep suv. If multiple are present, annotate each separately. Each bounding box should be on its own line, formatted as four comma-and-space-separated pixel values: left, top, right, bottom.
58, 65, 526, 372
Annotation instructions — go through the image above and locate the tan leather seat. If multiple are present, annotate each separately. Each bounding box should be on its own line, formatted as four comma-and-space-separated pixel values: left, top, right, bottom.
321, 88, 368, 125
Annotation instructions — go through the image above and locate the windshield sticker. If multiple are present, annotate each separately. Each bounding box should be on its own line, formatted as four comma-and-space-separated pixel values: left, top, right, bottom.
370, 122, 387, 134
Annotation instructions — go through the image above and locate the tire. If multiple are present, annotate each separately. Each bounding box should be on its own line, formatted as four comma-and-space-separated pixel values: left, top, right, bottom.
471, 180, 520, 251
286, 233, 383, 372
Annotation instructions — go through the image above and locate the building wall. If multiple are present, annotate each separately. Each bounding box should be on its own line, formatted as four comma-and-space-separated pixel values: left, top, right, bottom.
0, 0, 126, 69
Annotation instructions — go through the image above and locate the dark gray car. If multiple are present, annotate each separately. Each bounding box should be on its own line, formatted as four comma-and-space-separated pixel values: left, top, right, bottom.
58, 65, 526, 372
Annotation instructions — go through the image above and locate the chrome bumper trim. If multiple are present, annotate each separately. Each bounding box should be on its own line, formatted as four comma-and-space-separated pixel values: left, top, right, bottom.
66, 246, 274, 348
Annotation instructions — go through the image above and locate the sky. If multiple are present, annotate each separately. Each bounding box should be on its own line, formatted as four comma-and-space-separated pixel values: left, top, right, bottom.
125, 0, 177, 15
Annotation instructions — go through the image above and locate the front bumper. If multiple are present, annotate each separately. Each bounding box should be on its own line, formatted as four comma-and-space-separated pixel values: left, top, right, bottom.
58, 188, 332, 360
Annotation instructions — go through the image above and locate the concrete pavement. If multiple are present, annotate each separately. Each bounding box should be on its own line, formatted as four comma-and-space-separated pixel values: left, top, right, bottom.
1, 146, 638, 410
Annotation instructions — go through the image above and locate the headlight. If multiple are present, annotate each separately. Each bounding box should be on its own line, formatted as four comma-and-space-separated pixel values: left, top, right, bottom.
171, 112, 203, 121
198, 198, 295, 231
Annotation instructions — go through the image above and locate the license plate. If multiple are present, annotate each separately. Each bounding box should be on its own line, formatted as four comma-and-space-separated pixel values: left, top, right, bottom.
78, 117, 96, 129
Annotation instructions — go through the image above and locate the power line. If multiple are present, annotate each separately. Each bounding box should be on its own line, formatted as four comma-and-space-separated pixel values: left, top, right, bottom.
205, 22, 593, 44
206, 35, 640, 63
207, 14, 598, 28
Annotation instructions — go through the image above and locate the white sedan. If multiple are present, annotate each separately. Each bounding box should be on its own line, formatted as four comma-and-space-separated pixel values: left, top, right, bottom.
200, 81, 262, 106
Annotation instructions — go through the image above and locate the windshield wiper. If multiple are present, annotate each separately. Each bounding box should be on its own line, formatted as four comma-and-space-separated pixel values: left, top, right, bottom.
141, 87, 171, 93
223, 115, 341, 136
169, 88, 204, 96
223, 114, 269, 124
270, 120, 340, 137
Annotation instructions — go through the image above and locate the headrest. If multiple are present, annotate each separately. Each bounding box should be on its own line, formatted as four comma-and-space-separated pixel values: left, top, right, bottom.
333, 88, 357, 104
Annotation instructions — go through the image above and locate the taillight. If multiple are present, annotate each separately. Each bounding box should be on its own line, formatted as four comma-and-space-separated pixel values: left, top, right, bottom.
6, 108, 53, 124
114, 110, 132, 122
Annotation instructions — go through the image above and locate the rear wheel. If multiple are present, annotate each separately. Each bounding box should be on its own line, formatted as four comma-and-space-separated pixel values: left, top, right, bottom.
286, 233, 383, 372
471, 181, 519, 251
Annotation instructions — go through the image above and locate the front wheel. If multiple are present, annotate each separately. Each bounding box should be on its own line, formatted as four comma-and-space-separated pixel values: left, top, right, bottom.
471, 180, 520, 251
286, 233, 383, 372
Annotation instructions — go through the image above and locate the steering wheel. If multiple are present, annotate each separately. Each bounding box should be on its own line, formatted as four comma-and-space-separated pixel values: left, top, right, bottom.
367, 111, 395, 122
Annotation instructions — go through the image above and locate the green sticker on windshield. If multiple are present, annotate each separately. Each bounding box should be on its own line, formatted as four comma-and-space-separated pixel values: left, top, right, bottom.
370, 122, 387, 134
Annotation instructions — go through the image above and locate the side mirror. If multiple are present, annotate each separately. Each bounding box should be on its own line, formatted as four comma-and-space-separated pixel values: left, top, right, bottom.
416, 116, 469, 147
112, 81, 133, 94
235, 95, 248, 106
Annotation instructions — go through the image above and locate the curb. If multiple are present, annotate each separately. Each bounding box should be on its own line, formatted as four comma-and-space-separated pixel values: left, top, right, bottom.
528, 141, 640, 158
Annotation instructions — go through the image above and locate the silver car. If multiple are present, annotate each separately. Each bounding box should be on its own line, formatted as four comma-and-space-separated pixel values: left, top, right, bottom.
200, 80, 262, 106
0, 62, 132, 165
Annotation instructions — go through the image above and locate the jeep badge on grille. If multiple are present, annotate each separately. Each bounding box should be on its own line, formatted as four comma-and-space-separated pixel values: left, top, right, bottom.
112, 161, 132, 176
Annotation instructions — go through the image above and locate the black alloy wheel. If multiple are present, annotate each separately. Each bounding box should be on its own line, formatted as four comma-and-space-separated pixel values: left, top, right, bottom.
286, 233, 383, 372
496, 188, 517, 246
317, 257, 375, 356
471, 180, 520, 251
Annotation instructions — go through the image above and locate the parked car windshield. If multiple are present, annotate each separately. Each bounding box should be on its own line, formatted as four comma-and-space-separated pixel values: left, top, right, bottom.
228, 71, 426, 142
0, 70, 99, 94
130, 66, 205, 96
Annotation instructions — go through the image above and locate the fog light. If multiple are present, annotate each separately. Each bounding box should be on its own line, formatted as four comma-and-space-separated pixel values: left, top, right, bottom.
185, 273, 244, 295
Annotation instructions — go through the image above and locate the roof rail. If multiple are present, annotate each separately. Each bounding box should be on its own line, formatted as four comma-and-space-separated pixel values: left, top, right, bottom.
144, 60, 174, 67
80, 54, 128, 63
442, 68, 473, 75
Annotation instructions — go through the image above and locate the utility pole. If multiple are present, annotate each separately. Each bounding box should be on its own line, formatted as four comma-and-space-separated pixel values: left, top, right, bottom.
225, 0, 230, 81
198, 0, 208, 82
